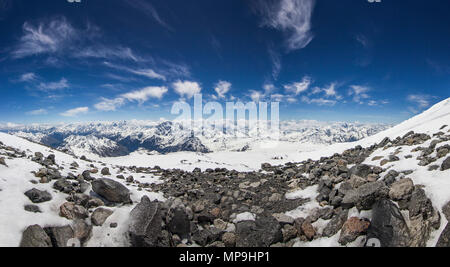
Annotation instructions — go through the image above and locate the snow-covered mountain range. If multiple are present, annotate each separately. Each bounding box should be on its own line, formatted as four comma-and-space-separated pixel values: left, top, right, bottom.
0, 120, 390, 157
0, 98, 449, 247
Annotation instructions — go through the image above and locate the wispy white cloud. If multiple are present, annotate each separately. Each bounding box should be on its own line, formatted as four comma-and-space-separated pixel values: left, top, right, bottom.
123, 0, 173, 31
284, 76, 312, 95
11, 16, 142, 62
76, 46, 141, 62
121, 86, 168, 103
214, 80, 232, 99
26, 108, 48, 115
301, 96, 336, 106
94, 97, 125, 111
348, 85, 371, 103
160, 60, 191, 78
37, 78, 69, 91
11, 17, 77, 58
268, 46, 281, 80
407, 94, 434, 113
60, 106, 89, 117
104, 62, 166, 80
18, 72, 38, 82
173, 80, 201, 99
256, 0, 315, 51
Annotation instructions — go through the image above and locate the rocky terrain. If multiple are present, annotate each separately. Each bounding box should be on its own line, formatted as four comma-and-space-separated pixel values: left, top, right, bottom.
1, 124, 449, 247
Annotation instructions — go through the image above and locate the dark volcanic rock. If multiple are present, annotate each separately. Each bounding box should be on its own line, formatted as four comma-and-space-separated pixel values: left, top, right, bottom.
366, 199, 410, 247
167, 204, 191, 239
341, 181, 388, 210
235, 217, 282, 247
128, 196, 165, 247
24, 188, 52, 203
24, 204, 41, 213
91, 178, 131, 204
101, 167, 111, 176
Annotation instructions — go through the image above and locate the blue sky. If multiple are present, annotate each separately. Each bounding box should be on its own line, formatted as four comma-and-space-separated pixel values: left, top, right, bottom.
0, 0, 449, 124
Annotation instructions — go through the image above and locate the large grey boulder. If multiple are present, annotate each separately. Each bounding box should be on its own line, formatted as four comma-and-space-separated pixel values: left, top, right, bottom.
128, 196, 164, 247
366, 199, 410, 247
20, 225, 52, 247
91, 178, 131, 204
342, 181, 388, 210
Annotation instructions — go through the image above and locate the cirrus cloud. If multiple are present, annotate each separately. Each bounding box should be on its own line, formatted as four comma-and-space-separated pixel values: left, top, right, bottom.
255, 0, 316, 51
60, 107, 89, 117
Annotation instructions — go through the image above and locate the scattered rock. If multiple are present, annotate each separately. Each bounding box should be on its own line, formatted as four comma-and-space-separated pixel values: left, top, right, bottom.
44, 225, 74, 247
272, 213, 295, 226
53, 179, 74, 193
24, 204, 41, 213
72, 220, 93, 245
300, 221, 315, 241
59, 202, 89, 220
322, 209, 349, 237
436, 223, 450, 247
24, 188, 52, 203
101, 167, 111, 176
408, 187, 433, 219
20, 225, 52, 247
389, 178, 414, 201
128, 196, 165, 247
441, 157, 450, 171
235, 217, 282, 247
442, 201, 450, 221
222, 232, 236, 247
339, 217, 370, 245
167, 202, 191, 238
366, 199, 410, 247
91, 178, 132, 204
91, 208, 114, 226
349, 164, 372, 178
341, 181, 388, 210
